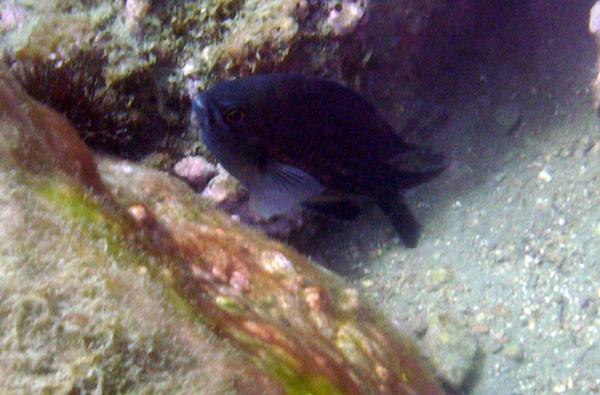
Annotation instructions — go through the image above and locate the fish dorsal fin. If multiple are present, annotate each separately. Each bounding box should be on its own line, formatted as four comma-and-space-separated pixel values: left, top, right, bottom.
248, 162, 324, 218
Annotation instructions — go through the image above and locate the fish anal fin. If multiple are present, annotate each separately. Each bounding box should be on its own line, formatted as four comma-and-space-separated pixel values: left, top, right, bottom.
377, 193, 421, 248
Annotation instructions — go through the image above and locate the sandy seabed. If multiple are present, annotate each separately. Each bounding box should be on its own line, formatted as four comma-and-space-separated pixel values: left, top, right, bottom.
307, 1, 600, 394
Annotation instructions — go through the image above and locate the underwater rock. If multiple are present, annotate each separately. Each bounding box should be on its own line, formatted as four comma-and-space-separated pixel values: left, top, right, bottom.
502, 343, 524, 362
0, 0, 372, 159
234, 202, 315, 241
1, 0, 480, 162
173, 155, 218, 190
200, 166, 248, 211
176, 159, 315, 240
0, 67, 445, 394
0, 64, 263, 394
422, 313, 479, 389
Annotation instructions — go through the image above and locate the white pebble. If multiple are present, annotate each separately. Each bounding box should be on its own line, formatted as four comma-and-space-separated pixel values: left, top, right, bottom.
538, 168, 552, 182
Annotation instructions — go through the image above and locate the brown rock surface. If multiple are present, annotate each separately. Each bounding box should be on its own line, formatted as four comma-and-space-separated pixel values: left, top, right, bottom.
0, 66, 444, 394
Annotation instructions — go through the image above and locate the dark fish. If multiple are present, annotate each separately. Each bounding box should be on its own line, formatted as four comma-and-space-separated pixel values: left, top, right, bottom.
192, 73, 445, 247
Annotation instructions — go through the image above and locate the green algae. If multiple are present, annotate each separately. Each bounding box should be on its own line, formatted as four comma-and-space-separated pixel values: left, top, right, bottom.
96, 157, 446, 394
215, 295, 246, 313
0, 73, 248, 391
267, 357, 345, 395
37, 180, 125, 254
32, 174, 215, 331
28, 174, 348, 395
0, 187, 243, 393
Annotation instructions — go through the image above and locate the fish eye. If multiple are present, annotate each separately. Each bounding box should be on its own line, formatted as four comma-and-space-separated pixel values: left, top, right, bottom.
224, 108, 245, 124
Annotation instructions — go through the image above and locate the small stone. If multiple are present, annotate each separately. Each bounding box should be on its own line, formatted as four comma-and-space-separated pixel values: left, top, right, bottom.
375, 364, 389, 381
502, 343, 524, 362
201, 170, 246, 210
128, 204, 147, 223
538, 168, 553, 183
260, 251, 295, 275
425, 267, 451, 291
552, 383, 566, 393
182, 62, 196, 77
472, 324, 490, 334
421, 313, 478, 389
230, 270, 251, 292
593, 223, 600, 238
490, 343, 503, 354
339, 288, 359, 313
361, 279, 374, 288
494, 303, 509, 318
492, 331, 509, 345
558, 146, 573, 158
305, 286, 327, 311
173, 156, 218, 189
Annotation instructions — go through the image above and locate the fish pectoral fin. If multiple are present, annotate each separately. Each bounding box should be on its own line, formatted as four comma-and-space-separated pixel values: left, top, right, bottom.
248, 162, 324, 218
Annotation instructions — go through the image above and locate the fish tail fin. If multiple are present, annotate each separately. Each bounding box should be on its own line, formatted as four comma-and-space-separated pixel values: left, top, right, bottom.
377, 192, 420, 248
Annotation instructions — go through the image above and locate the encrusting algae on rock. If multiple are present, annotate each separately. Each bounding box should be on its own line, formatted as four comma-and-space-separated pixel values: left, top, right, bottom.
0, 0, 373, 160
1, 65, 260, 394
0, 66, 445, 394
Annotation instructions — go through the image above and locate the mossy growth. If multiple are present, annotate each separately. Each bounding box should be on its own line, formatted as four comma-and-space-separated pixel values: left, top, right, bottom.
0, 161, 247, 393
0, 66, 258, 393
8, 47, 185, 159
2, 1, 189, 159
